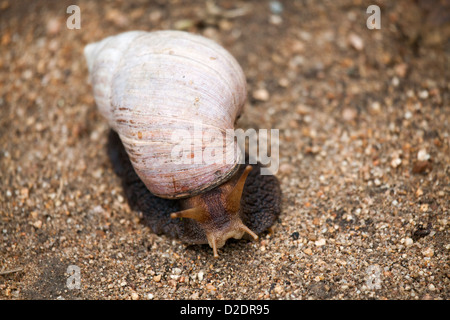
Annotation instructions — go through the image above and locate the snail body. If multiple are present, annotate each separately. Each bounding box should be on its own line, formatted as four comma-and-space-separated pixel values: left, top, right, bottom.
85, 31, 281, 257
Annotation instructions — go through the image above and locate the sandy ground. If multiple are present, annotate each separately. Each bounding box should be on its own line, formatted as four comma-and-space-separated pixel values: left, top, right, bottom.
0, 0, 449, 300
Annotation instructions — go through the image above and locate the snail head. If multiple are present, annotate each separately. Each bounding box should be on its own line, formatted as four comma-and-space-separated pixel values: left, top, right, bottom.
170, 165, 258, 258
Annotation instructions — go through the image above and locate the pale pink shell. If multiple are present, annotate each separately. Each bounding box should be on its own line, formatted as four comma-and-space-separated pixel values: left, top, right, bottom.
84, 31, 247, 198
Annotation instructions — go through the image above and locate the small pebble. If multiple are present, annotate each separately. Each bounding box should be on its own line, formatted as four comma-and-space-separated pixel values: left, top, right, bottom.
20, 187, 29, 198
168, 279, 177, 287
404, 111, 412, 119
342, 107, 357, 121
417, 149, 430, 161
153, 274, 161, 282
252, 88, 270, 101
149, 10, 162, 22
274, 285, 283, 294
394, 63, 408, 78
390, 157, 402, 168
33, 220, 42, 229
269, 15, 283, 25
269, 1, 283, 14
418, 90, 429, 99
205, 283, 216, 292
190, 292, 200, 299
174, 19, 194, 31
412, 161, 432, 174
46, 17, 61, 35
278, 78, 289, 87
105, 8, 129, 27
415, 188, 424, 197
315, 239, 326, 246
172, 268, 182, 275
348, 33, 364, 51
404, 237, 414, 246
370, 101, 381, 113
422, 247, 434, 257
392, 77, 400, 87
279, 163, 294, 174
131, 292, 139, 300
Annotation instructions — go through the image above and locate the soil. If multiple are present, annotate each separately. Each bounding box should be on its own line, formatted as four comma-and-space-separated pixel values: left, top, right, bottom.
0, 0, 449, 300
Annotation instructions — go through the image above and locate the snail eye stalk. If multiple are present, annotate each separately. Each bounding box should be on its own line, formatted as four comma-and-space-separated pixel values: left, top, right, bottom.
225, 165, 253, 214
170, 207, 208, 223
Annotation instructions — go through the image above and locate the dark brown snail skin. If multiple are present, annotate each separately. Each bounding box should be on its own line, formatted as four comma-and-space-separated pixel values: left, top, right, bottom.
107, 130, 282, 258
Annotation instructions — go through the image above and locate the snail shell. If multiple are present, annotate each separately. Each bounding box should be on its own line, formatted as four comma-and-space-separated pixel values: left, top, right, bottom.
84, 30, 247, 199
107, 129, 282, 257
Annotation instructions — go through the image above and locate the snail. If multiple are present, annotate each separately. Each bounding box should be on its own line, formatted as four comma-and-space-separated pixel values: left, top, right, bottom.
84, 30, 281, 257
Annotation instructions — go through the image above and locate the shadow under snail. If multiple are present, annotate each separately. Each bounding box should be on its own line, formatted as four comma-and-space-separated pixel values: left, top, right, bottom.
84, 30, 282, 257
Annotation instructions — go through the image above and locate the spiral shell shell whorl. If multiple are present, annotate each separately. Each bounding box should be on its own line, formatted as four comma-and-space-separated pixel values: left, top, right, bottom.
85, 31, 247, 199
